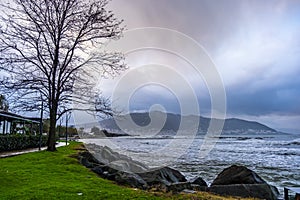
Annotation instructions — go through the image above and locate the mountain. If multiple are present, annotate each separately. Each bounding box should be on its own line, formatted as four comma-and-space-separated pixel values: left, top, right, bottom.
99, 111, 277, 135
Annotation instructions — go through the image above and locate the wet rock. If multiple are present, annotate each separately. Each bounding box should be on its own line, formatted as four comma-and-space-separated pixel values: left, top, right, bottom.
211, 165, 266, 185
115, 172, 148, 189
79, 151, 102, 164
86, 144, 149, 173
102, 129, 130, 137
191, 184, 208, 192
109, 159, 149, 173
91, 166, 103, 175
165, 182, 192, 193
138, 167, 187, 186
79, 145, 191, 193
209, 184, 279, 200
79, 156, 93, 168
210, 165, 279, 200
78, 151, 102, 168
190, 177, 208, 187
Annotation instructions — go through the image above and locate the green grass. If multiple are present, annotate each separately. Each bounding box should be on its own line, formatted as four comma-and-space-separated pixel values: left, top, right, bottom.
0, 142, 252, 200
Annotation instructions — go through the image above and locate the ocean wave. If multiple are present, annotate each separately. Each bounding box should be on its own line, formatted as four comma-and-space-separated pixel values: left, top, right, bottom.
287, 138, 300, 145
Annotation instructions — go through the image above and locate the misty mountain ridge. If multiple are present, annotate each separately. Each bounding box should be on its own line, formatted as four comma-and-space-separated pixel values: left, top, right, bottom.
99, 111, 277, 135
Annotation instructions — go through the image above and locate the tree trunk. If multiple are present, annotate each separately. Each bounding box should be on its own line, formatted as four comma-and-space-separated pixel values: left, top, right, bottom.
47, 107, 57, 151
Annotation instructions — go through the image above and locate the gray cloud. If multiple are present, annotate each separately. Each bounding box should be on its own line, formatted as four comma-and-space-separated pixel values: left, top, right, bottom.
104, 0, 300, 132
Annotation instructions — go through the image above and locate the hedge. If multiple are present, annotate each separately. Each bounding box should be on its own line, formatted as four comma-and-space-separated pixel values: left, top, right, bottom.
0, 135, 48, 152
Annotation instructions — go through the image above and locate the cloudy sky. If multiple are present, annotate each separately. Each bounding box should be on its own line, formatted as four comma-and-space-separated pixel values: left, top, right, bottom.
99, 0, 300, 133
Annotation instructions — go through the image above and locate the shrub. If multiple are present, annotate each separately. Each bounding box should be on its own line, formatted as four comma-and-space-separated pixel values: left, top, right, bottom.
0, 135, 48, 152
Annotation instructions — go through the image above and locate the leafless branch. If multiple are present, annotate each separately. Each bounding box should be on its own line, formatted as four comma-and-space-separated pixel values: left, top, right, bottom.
0, 0, 126, 151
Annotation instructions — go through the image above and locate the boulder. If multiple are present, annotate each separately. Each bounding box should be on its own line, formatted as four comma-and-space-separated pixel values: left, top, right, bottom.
86, 144, 149, 173
109, 159, 149, 173
209, 184, 279, 200
79, 145, 190, 192
79, 151, 102, 165
191, 177, 208, 186
210, 165, 279, 200
102, 129, 130, 137
191, 184, 208, 192
138, 166, 187, 186
165, 182, 192, 193
79, 156, 94, 168
115, 172, 148, 189
211, 165, 266, 185
104, 172, 117, 180
91, 166, 104, 175
78, 151, 102, 168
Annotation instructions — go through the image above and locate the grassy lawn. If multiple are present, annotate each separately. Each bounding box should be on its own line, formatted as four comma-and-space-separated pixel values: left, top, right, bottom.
0, 142, 252, 200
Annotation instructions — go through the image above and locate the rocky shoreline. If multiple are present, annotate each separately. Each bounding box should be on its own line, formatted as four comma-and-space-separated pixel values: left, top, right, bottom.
78, 144, 279, 200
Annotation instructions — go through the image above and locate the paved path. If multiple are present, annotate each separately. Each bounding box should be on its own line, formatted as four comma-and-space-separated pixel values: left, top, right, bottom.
0, 142, 69, 158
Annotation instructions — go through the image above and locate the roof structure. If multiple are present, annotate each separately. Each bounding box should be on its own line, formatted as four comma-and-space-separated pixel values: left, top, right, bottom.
0, 110, 40, 123
0, 110, 40, 134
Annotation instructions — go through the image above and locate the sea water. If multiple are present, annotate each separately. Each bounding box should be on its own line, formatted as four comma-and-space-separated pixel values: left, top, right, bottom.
81, 132, 300, 196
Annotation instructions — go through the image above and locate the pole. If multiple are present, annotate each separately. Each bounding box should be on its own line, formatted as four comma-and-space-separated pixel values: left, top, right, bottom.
59, 117, 62, 139
39, 100, 43, 150
65, 112, 68, 146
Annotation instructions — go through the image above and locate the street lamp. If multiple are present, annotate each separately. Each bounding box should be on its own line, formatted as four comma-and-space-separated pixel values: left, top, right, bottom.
39, 98, 43, 151
65, 111, 71, 146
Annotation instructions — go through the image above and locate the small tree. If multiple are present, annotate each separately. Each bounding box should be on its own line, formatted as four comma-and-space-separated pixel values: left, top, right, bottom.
0, 0, 125, 151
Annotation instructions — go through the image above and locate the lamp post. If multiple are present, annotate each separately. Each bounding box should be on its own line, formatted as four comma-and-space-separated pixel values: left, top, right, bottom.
39, 99, 43, 151
65, 111, 71, 146
59, 117, 62, 139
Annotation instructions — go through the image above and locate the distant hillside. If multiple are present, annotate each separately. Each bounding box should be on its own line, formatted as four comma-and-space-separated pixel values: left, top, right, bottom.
99, 112, 277, 134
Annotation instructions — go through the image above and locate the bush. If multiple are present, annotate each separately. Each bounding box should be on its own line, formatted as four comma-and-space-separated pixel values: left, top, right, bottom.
0, 135, 48, 152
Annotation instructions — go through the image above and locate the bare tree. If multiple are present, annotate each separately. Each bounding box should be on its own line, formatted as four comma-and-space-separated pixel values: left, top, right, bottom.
0, 0, 125, 151
0, 94, 9, 111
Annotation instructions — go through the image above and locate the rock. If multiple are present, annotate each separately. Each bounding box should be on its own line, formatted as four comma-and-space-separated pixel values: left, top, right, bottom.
91, 166, 103, 175
103, 171, 117, 181
191, 184, 208, 192
190, 177, 208, 186
138, 167, 187, 186
86, 144, 149, 173
210, 165, 279, 200
209, 184, 279, 200
165, 182, 192, 193
102, 129, 130, 137
79, 145, 190, 192
109, 159, 149, 173
79, 156, 91, 168
211, 165, 266, 185
78, 151, 103, 168
79, 156, 97, 168
79, 151, 102, 165
115, 172, 148, 189
99, 167, 118, 181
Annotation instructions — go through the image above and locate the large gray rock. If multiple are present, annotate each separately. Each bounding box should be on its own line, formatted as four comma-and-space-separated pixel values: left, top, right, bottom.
78, 151, 102, 168
211, 165, 266, 185
189, 176, 208, 192
80, 145, 188, 193
191, 177, 208, 186
85, 144, 149, 173
138, 166, 187, 186
209, 184, 279, 200
210, 165, 279, 200
165, 182, 192, 193
115, 172, 148, 189
91, 166, 103, 175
